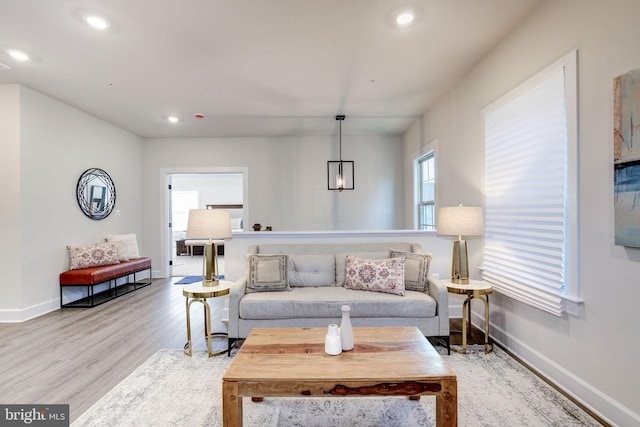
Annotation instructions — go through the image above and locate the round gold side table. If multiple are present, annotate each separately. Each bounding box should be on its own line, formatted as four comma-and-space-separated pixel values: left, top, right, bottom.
183, 280, 231, 357
445, 279, 493, 354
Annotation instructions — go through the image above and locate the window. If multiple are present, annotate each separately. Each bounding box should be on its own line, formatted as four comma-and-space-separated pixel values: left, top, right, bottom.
482, 50, 581, 316
417, 151, 435, 230
172, 191, 198, 232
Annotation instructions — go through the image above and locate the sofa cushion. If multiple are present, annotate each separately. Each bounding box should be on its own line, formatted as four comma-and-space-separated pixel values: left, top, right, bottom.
344, 255, 406, 296
67, 244, 119, 270
288, 254, 336, 287
389, 250, 432, 292
247, 254, 289, 293
335, 252, 388, 286
239, 286, 436, 319
105, 233, 140, 259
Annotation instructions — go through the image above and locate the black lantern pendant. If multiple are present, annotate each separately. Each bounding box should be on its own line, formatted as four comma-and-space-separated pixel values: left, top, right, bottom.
328, 115, 354, 191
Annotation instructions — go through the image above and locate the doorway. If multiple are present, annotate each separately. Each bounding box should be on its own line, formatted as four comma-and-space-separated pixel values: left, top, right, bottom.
168, 172, 245, 277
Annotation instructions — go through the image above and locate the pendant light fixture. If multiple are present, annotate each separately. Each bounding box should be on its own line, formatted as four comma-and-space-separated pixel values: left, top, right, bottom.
327, 115, 354, 191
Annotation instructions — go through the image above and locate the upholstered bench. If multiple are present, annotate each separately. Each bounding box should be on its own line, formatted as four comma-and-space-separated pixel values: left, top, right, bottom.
60, 257, 152, 308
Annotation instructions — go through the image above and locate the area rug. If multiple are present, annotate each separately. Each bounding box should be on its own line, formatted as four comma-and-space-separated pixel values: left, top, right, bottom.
72, 346, 600, 426
174, 275, 225, 284
174, 276, 203, 284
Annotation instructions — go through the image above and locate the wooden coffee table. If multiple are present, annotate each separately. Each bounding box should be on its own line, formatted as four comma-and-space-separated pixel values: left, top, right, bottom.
222, 326, 457, 426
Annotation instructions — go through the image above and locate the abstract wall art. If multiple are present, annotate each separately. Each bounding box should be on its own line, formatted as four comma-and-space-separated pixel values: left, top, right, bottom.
614, 68, 640, 247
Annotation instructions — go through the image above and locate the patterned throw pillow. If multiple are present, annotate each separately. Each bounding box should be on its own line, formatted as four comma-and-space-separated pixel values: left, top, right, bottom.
389, 250, 432, 292
68, 244, 120, 270
246, 254, 289, 293
344, 255, 406, 296
98, 240, 129, 262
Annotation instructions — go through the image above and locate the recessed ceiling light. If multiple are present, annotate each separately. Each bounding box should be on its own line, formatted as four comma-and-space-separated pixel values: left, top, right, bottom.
167, 116, 180, 124
8, 50, 29, 61
396, 11, 414, 26
85, 15, 110, 30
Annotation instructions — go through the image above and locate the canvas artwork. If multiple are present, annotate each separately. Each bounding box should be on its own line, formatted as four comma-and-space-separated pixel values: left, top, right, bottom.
614, 68, 640, 247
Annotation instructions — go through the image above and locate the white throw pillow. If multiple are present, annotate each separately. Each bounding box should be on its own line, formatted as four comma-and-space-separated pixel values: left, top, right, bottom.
105, 233, 140, 259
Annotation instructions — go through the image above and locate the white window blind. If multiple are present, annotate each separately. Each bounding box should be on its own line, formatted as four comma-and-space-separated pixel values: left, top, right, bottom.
483, 51, 579, 316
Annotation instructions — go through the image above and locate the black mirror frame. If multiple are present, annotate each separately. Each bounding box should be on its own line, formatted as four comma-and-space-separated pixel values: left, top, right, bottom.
76, 168, 116, 220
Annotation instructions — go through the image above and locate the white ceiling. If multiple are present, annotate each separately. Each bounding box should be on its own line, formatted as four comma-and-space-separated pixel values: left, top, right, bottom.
0, 0, 543, 138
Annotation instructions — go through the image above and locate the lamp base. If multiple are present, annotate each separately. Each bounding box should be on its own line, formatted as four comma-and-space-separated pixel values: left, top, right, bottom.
201, 241, 220, 287
451, 239, 470, 285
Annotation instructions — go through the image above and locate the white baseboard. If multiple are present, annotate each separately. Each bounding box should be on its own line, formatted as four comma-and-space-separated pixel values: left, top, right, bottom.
0, 298, 59, 323
152, 269, 167, 279
468, 312, 638, 427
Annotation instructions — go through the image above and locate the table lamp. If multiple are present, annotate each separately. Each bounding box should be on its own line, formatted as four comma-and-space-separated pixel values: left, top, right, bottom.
437, 204, 484, 284
186, 209, 232, 286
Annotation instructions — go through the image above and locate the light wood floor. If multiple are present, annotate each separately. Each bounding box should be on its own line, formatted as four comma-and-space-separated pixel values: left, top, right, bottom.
0, 278, 226, 422
0, 278, 568, 424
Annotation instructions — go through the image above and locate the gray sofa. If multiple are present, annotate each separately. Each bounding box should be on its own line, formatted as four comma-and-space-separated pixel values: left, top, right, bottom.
228, 242, 450, 354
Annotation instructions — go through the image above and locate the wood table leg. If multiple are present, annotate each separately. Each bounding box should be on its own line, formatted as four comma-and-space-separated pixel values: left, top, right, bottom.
435, 379, 458, 427
222, 381, 242, 426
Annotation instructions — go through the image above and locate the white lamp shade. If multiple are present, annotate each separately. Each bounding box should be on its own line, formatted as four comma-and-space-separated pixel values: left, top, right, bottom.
186, 209, 232, 239
437, 206, 484, 237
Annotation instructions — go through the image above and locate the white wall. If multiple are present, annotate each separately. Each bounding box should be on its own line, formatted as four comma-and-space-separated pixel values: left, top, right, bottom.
415, 0, 640, 424
0, 85, 22, 313
171, 173, 244, 209
225, 230, 453, 283
142, 135, 406, 276
0, 85, 144, 321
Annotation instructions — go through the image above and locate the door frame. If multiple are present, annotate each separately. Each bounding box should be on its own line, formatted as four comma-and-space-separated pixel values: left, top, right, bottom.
159, 167, 249, 279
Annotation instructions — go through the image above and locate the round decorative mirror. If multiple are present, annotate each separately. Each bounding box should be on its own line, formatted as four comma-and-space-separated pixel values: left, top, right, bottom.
76, 168, 116, 220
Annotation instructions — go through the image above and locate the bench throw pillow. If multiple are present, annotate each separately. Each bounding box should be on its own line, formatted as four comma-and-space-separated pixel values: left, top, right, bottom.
246, 254, 289, 293
98, 240, 129, 262
105, 233, 140, 259
344, 255, 406, 296
68, 244, 120, 270
389, 250, 432, 292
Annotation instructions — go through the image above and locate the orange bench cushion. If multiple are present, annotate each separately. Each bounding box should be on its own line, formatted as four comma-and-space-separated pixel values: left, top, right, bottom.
60, 257, 151, 285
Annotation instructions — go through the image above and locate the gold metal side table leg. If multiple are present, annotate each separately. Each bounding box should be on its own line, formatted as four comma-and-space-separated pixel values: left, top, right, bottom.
452, 294, 493, 354
451, 295, 473, 354
184, 297, 193, 356
481, 294, 493, 354
185, 296, 228, 357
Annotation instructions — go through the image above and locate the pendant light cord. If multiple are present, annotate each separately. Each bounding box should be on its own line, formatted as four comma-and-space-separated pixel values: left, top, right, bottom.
339, 119, 342, 162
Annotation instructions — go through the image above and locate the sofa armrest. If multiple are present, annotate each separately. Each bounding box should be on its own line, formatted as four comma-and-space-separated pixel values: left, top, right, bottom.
427, 275, 450, 336
228, 278, 247, 338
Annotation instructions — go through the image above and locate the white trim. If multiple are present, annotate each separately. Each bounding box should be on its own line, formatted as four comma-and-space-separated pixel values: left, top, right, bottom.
413, 140, 437, 229
0, 298, 59, 323
159, 167, 249, 278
